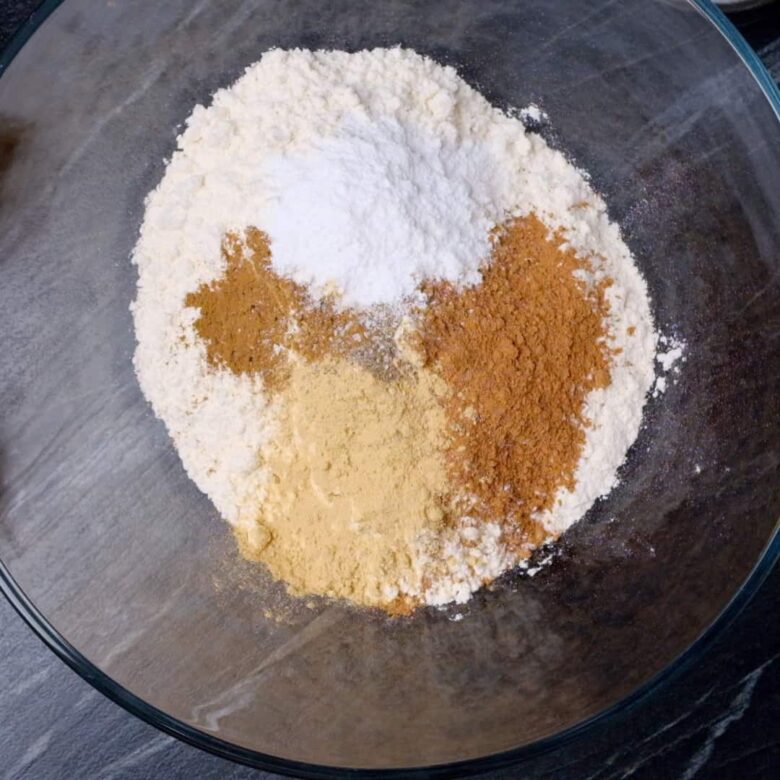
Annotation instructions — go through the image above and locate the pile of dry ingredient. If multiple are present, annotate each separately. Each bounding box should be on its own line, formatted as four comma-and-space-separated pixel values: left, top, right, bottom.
132, 47, 659, 612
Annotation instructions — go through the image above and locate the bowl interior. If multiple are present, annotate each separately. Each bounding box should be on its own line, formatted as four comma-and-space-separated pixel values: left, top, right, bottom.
0, 0, 778, 772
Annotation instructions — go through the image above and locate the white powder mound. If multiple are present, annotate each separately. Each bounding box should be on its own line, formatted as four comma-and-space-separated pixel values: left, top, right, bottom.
132, 47, 658, 607
262, 116, 509, 306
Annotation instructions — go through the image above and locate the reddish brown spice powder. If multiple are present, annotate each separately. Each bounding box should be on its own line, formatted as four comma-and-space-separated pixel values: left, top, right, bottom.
418, 214, 612, 551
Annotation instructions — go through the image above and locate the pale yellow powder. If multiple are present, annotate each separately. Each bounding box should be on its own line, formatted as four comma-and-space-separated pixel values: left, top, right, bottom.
237, 356, 451, 607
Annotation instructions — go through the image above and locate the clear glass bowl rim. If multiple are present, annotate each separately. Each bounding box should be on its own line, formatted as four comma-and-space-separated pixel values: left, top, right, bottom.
0, 1, 777, 776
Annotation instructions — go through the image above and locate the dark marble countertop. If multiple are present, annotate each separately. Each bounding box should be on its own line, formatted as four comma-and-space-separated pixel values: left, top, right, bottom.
0, 2, 778, 778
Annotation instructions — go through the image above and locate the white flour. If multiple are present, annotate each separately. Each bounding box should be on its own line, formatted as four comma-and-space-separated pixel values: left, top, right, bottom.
132, 47, 658, 607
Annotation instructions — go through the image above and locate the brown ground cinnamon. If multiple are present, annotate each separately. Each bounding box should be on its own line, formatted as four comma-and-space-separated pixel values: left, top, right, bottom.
185, 228, 385, 388
418, 214, 612, 551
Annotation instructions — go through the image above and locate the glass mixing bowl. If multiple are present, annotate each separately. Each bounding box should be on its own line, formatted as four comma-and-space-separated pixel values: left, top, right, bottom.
0, 0, 778, 775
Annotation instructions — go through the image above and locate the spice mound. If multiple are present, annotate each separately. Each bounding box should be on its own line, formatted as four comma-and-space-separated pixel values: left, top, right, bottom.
132, 47, 657, 611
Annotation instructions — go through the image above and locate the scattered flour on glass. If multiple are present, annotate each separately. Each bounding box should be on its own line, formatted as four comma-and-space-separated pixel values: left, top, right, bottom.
132, 47, 661, 608
652, 334, 686, 397
518, 103, 548, 125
